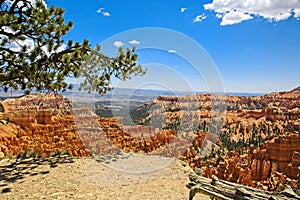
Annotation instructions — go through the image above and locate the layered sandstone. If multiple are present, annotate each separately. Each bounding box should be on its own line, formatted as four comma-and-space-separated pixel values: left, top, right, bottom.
0, 94, 90, 157
200, 133, 300, 191
0, 86, 299, 193
0, 94, 177, 158
140, 86, 300, 191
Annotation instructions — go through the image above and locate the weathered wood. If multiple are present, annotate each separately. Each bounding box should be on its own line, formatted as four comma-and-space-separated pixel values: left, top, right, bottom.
188, 170, 300, 200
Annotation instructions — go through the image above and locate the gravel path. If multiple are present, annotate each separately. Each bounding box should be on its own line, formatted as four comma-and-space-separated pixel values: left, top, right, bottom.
0, 153, 210, 200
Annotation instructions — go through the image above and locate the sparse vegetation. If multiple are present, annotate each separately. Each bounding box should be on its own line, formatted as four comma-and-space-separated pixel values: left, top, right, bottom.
0, 103, 4, 112
50, 149, 71, 157
296, 187, 300, 196
0, 150, 13, 160
16, 149, 40, 159
15, 148, 71, 160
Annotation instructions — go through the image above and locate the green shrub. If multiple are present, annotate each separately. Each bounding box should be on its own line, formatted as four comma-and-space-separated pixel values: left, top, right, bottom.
0, 103, 4, 112
50, 149, 71, 157
16, 149, 40, 159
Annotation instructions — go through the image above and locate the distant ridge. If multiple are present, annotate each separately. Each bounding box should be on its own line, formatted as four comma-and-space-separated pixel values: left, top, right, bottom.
265, 85, 300, 98
291, 85, 300, 92
2, 86, 300, 100
225, 92, 265, 97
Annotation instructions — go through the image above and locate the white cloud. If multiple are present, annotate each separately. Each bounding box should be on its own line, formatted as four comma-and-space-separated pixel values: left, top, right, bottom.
181, 7, 189, 13
2, 25, 65, 60
96, 8, 111, 16
113, 41, 124, 48
221, 10, 253, 25
294, 8, 300, 18
102, 12, 110, 17
216, 13, 223, 18
5, 36, 66, 58
204, 0, 300, 25
1, 27, 35, 52
194, 14, 207, 22
129, 40, 141, 45
41, 43, 66, 56
96, 8, 104, 13
6, 39, 34, 52
168, 49, 176, 53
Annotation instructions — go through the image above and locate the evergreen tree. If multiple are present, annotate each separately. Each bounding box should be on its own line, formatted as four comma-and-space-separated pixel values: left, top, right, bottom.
0, 0, 145, 94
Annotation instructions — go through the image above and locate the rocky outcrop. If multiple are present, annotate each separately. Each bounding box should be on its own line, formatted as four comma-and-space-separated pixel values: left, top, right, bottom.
0, 94, 89, 157
205, 133, 300, 191
145, 86, 300, 192
75, 110, 176, 156
252, 133, 300, 182
0, 121, 28, 155
0, 94, 177, 157
286, 151, 300, 179
1, 86, 300, 193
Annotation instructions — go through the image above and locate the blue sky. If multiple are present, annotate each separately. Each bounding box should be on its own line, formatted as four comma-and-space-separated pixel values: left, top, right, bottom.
47, 0, 300, 93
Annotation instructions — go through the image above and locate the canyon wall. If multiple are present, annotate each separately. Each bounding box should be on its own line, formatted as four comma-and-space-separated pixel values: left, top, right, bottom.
214, 133, 300, 190
0, 94, 176, 157
0, 86, 299, 192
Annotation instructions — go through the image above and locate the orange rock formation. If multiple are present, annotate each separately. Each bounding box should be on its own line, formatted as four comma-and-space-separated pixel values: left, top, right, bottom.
0, 86, 299, 192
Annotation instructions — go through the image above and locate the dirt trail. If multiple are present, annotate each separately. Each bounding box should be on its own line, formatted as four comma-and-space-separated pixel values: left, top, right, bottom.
0, 153, 210, 200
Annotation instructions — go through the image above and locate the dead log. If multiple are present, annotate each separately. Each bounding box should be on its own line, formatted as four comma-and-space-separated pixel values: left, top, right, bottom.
188, 170, 300, 200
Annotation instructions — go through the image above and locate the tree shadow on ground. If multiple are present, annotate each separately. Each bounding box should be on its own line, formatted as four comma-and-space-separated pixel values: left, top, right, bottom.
94, 151, 132, 164
0, 155, 74, 193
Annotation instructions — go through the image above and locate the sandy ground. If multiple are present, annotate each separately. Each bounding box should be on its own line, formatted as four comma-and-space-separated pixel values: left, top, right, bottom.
0, 152, 210, 200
